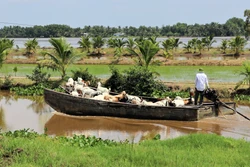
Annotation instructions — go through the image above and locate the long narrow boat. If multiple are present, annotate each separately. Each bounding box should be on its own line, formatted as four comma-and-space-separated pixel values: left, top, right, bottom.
44, 88, 236, 121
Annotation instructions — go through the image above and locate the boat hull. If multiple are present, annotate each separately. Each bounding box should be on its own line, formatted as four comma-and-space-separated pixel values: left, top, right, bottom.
44, 88, 235, 121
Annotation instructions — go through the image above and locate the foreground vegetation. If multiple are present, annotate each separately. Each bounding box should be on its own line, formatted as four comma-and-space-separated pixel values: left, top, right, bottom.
0, 130, 249, 167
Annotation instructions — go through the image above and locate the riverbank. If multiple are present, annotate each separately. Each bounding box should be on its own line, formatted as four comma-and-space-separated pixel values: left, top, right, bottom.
1, 130, 250, 167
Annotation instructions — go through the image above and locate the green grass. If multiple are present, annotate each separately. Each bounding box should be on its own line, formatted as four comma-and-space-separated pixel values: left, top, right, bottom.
0, 64, 244, 83
0, 130, 249, 167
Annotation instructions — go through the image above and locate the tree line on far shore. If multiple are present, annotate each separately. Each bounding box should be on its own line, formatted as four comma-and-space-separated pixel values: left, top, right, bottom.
0, 15, 249, 39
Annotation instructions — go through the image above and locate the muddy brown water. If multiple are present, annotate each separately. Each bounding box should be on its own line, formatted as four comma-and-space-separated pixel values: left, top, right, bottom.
0, 92, 250, 142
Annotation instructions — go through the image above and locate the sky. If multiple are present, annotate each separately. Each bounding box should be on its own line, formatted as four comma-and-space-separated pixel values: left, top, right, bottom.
0, 0, 249, 28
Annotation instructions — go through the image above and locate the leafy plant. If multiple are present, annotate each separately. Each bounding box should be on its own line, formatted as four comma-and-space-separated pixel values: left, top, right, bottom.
0, 75, 13, 88
122, 66, 168, 96
13, 66, 18, 76
127, 39, 160, 69
45, 37, 82, 80
26, 65, 51, 84
235, 61, 250, 89
24, 38, 39, 57
229, 36, 247, 56
10, 83, 49, 96
71, 68, 100, 87
78, 36, 92, 53
104, 65, 125, 92
0, 38, 13, 68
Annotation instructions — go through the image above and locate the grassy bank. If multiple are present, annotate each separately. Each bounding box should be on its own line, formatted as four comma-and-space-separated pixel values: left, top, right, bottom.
0, 130, 249, 167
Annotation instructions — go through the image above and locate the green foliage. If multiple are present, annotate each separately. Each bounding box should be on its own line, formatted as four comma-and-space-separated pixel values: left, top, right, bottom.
104, 65, 125, 92
220, 39, 229, 53
1, 130, 250, 167
229, 36, 247, 56
1, 129, 40, 139
153, 134, 161, 140
24, 38, 39, 56
234, 94, 250, 101
152, 90, 189, 99
183, 40, 192, 53
78, 36, 92, 53
0, 75, 13, 88
104, 66, 169, 97
56, 134, 120, 148
71, 68, 100, 87
127, 39, 160, 69
92, 36, 106, 54
10, 83, 49, 96
235, 61, 250, 89
0, 38, 13, 68
45, 37, 83, 79
13, 66, 18, 76
201, 35, 217, 51
26, 65, 51, 84
244, 9, 250, 40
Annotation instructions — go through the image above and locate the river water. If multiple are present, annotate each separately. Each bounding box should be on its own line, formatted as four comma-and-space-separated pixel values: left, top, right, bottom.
0, 91, 250, 143
11, 37, 250, 49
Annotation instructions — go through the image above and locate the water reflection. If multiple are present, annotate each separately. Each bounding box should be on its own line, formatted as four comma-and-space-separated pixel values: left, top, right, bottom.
45, 113, 186, 143
0, 92, 250, 142
0, 91, 53, 133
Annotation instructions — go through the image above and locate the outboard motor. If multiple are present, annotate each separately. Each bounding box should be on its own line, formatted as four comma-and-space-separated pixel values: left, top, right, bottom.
203, 88, 218, 103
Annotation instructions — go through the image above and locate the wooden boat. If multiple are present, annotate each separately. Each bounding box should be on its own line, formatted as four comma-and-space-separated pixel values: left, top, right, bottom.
44, 88, 236, 121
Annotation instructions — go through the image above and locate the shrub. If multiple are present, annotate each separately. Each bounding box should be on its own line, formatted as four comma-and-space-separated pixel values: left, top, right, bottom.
71, 68, 100, 87
104, 65, 125, 92
0, 75, 13, 89
105, 66, 169, 97
26, 64, 51, 84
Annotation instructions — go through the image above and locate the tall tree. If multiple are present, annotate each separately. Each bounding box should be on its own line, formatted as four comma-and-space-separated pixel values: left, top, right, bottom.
244, 9, 250, 40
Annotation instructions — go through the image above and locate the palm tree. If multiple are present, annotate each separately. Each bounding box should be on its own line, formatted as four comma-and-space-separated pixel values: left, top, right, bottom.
127, 39, 160, 69
92, 36, 105, 55
162, 38, 174, 52
45, 37, 82, 79
183, 41, 192, 53
235, 61, 250, 89
107, 37, 127, 64
24, 38, 39, 57
171, 37, 183, 51
220, 39, 229, 54
196, 39, 205, 55
0, 38, 13, 68
202, 36, 217, 51
126, 37, 136, 50
229, 36, 247, 56
78, 36, 92, 53
190, 38, 199, 53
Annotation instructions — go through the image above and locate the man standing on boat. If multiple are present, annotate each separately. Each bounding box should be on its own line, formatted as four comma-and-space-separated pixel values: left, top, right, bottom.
194, 68, 209, 105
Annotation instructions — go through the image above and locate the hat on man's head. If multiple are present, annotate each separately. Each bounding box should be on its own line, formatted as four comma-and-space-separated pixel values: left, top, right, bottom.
198, 68, 203, 72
